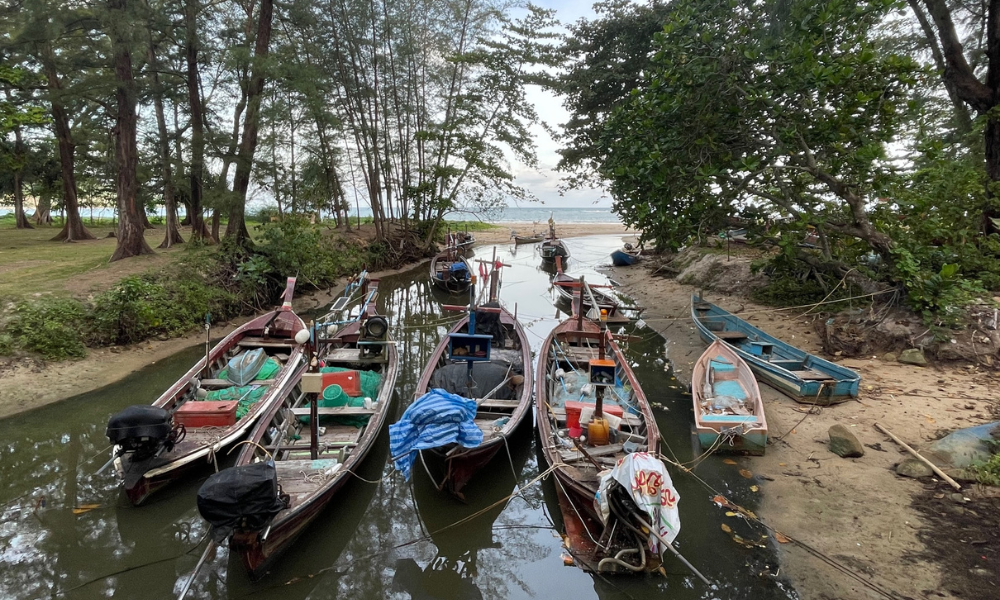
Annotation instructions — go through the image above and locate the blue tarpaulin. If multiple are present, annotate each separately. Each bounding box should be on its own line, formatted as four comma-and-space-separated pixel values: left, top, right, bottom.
389, 389, 483, 481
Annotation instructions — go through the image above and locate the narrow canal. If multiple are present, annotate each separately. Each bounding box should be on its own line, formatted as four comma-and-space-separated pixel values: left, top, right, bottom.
0, 235, 797, 599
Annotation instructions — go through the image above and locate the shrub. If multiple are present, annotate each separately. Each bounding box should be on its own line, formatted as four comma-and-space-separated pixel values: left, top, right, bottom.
7, 297, 88, 359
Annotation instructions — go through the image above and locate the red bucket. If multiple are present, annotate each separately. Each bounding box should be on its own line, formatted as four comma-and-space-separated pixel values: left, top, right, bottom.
565, 401, 584, 438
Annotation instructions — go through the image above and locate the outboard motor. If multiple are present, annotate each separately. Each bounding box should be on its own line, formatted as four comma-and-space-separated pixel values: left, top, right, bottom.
197, 460, 290, 543
106, 405, 179, 461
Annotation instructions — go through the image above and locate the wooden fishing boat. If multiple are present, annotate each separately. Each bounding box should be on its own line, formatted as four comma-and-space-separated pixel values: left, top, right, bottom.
551, 271, 629, 322
610, 244, 641, 266
535, 287, 670, 574
408, 260, 533, 498
511, 231, 545, 245
430, 250, 473, 295
199, 278, 398, 579
691, 295, 860, 404
106, 278, 307, 506
692, 340, 768, 455
540, 237, 571, 265
451, 231, 476, 255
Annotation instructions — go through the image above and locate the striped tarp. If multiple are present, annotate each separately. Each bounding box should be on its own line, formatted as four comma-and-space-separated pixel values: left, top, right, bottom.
389, 389, 483, 480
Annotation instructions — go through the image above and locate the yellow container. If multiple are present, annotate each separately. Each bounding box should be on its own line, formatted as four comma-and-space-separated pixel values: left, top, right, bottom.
588, 417, 610, 446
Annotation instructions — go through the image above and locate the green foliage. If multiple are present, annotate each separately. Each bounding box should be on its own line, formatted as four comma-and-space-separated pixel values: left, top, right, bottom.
6, 297, 88, 360
594, 0, 920, 252
970, 452, 1000, 487
247, 217, 365, 290
89, 271, 238, 346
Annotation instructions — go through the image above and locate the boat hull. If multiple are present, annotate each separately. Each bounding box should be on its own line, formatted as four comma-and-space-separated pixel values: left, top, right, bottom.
534, 318, 663, 574
610, 250, 639, 266
691, 340, 768, 456
115, 305, 306, 505
411, 305, 534, 497
691, 296, 860, 404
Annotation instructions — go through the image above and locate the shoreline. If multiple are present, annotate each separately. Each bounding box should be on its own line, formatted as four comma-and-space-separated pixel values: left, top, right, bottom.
606, 261, 996, 600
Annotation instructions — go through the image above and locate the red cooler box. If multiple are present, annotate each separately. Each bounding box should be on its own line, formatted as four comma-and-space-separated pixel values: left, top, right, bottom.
322, 370, 362, 396
174, 401, 238, 428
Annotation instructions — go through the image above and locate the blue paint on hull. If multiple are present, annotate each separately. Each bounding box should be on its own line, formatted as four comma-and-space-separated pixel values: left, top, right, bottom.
691, 296, 861, 403
610, 250, 639, 266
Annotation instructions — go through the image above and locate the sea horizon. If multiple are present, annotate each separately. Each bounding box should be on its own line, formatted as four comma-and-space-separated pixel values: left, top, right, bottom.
1, 204, 622, 225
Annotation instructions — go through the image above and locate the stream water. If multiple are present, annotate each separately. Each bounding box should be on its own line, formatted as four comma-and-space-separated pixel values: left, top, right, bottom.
0, 235, 797, 600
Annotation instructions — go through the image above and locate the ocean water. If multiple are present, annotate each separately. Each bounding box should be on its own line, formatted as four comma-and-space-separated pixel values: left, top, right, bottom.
1, 204, 622, 225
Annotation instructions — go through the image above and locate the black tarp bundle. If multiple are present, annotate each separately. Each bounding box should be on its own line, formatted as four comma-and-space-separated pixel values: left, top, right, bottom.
197, 461, 288, 543
474, 301, 505, 345
430, 362, 516, 400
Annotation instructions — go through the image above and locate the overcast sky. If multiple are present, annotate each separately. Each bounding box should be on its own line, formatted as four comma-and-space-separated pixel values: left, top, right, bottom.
508, 1, 608, 209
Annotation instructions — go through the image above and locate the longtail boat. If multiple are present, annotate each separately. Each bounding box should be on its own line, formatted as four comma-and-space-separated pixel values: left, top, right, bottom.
106, 278, 306, 506
551, 267, 630, 323
511, 230, 545, 245
539, 214, 571, 266
196, 276, 398, 579
691, 294, 860, 404
402, 252, 533, 498
430, 249, 473, 295
535, 280, 680, 574
692, 340, 768, 455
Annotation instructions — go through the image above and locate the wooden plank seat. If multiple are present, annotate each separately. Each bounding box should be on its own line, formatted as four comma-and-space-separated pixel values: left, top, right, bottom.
478, 398, 521, 410
715, 331, 750, 341
291, 407, 376, 417
200, 378, 273, 390
238, 337, 297, 348
558, 442, 624, 464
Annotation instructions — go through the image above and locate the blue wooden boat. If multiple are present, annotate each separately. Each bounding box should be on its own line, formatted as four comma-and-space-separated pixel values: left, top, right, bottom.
691, 295, 860, 404
610, 244, 641, 266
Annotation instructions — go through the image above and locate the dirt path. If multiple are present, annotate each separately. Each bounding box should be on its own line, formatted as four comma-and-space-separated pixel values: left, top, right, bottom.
607, 262, 998, 600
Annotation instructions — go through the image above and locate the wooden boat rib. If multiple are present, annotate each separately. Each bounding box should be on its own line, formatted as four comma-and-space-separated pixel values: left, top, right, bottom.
225, 279, 399, 579
692, 340, 768, 455
109, 278, 306, 506
413, 263, 533, 498
430, 251, 473, 294
535, 296, 663, 573
691, 295, 860, 404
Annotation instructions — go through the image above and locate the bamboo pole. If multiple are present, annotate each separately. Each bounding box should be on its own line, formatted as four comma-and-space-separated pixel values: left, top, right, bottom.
873, 422, 962, 491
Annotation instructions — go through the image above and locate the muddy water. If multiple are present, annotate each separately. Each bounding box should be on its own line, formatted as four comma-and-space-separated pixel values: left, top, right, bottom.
0, 235, 796, 600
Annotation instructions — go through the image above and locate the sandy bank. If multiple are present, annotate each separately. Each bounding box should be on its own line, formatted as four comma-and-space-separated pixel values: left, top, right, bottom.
607, 261, 998, 600
472, 221, 630, 246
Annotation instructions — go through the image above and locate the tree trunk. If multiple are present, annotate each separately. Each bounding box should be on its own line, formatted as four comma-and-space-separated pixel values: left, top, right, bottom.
228, 0, 275, 247
11, 121, 32, 229
109, 0, 154, 262
41, 43, 94, 242
185, 0, 211, 242
153, 64, 183, 247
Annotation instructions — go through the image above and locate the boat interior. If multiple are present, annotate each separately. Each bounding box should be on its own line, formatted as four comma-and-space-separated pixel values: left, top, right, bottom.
162, 335, 304, 453
248, 339, 392, 507
541, 330, 651, 486
425, 315, 526, 445
694, 306, 835, 380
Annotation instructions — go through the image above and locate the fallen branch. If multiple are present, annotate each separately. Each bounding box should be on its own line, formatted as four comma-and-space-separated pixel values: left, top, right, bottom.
873, 422, 962, 491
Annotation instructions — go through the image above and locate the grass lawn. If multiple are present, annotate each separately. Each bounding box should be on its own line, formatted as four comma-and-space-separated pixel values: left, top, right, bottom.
0, 221, 198, 300
0, 215, 499, 300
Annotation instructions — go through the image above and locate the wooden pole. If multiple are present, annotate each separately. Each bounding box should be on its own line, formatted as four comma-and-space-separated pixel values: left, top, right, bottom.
873, 422, 962, 491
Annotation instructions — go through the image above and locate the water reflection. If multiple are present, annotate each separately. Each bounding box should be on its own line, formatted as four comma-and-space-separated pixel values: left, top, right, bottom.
0, 234, 794, 600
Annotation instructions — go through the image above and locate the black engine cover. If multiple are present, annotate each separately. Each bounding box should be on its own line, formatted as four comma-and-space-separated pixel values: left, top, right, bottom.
197, 461, 289, 543
106, 405, 173, 446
